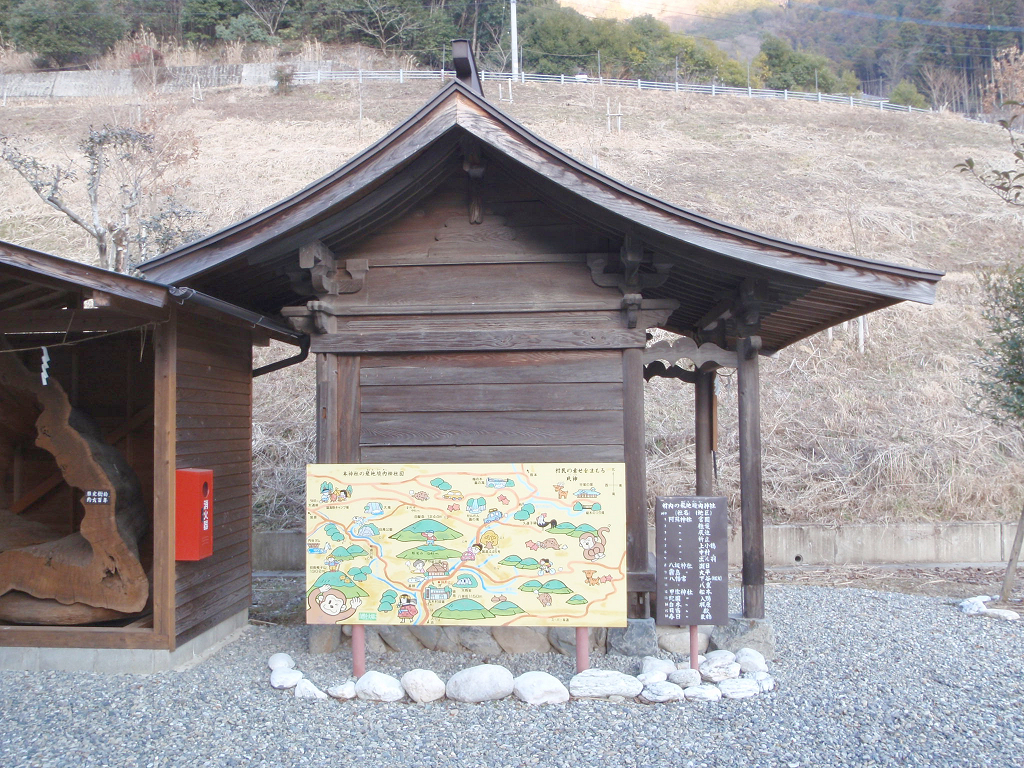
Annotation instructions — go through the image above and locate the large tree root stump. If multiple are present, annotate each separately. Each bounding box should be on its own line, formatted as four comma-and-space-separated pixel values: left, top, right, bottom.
0, 350, 149, 620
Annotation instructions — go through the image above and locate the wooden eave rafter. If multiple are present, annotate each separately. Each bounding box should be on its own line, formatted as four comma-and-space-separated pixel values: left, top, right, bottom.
136, 81, 942, 352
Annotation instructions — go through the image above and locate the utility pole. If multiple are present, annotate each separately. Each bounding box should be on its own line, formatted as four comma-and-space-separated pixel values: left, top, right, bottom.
511, 0, 519, 77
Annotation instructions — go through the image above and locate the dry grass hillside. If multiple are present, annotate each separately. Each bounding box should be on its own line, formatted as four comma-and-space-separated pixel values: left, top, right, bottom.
1, 80, 1022, 530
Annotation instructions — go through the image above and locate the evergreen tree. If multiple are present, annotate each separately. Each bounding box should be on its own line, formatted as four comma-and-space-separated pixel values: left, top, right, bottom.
9, 0, 127, 67
180, 0, 244, 43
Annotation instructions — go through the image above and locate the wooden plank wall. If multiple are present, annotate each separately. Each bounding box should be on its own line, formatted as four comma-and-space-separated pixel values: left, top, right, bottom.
173, 315, 253, 645
358, 350, 626, 463
307, 167, 655, 611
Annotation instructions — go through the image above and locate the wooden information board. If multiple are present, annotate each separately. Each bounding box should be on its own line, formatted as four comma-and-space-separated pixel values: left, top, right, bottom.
306, 463, 627, 627
655, 496, 729, 625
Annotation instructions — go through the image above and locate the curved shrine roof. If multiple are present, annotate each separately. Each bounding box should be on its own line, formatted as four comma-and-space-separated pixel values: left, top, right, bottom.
138, 81, 942, 353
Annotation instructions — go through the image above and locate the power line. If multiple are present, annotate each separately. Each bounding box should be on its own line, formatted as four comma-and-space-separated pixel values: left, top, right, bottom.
786, 3, 1024, 34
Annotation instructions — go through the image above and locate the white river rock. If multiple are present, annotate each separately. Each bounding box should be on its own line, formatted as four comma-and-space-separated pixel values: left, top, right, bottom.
270, 667, 303, 689
639, 681, 686, 703
327, 680, 357, 700
718, 677, 761, 699
513, 671, 570, 705
569, 669, 643, 699
401, 669, 447, 703
735, 647, 769, 673
684, 683, 723, 702
641, 656, 678, 677
294, 679, 328, 700
355, 670, 405, 702
446, 664, 514, 703
267, 653, 295, 671
667, 668, 702, 688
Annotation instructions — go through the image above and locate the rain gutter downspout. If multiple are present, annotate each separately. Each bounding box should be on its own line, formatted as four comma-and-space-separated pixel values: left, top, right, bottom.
167, 286, 310, 377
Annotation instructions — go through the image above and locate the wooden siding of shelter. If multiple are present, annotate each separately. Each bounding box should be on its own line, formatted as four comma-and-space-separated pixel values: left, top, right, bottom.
172, 313, 254, 646
286, 171, 673, 604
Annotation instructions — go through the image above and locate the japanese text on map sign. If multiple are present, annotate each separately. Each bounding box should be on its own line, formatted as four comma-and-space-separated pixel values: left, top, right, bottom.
655, 496, 728, 626
306, 463, 627, 627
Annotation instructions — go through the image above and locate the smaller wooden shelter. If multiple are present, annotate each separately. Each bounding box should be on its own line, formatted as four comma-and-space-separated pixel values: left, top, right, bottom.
0, 241, 304, 669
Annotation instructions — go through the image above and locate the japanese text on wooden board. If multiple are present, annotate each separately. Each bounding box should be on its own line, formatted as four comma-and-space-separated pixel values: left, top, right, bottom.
655, 496, 728, 626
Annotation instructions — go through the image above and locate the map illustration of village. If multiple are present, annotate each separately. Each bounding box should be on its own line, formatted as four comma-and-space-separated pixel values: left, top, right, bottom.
305, 463, 627, 627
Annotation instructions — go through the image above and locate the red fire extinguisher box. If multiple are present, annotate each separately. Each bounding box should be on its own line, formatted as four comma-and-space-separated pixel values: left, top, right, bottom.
176, 469, 213, 561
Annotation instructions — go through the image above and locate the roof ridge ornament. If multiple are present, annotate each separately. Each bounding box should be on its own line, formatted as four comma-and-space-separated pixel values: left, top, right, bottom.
452, 39, 484, 98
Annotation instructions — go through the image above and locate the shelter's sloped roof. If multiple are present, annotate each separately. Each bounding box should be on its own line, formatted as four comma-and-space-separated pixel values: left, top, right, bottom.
0, 241, 301, 343
138, 81, 942, 352
0, 241, 167, 314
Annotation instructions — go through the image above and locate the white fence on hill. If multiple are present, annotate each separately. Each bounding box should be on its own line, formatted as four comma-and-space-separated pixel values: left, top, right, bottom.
0, 61, 929, 116
293, 68, 931, 115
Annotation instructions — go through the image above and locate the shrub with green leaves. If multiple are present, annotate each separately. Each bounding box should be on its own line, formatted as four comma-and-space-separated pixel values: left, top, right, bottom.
979, 267, 1024, 427
889, 80, 928, 109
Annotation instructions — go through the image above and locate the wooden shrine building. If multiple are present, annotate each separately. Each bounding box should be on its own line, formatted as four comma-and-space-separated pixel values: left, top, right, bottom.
0, 241, 304, 668
139, 57, 942, 627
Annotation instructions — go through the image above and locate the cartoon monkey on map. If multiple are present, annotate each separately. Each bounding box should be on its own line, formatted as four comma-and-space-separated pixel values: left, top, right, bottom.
579, 527, 609, 561
308, 585, 361, 623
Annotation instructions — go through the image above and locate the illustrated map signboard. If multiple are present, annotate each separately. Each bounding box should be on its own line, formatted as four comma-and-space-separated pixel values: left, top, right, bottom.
655, 496, 729, 626
305, 463, 627, 627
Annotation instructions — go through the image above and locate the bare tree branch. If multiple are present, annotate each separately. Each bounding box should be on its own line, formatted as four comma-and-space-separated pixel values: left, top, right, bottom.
1, 114, 202, 273
241, 0, 293, 37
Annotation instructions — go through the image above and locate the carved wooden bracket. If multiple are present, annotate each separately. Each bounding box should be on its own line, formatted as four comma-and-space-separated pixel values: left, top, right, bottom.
299, 240, 367, 296
586, 234, 672, 295
644, 336, 738, 369
621, 293, 643, 329
643, 360, 697, 384
696, 279, 766, 343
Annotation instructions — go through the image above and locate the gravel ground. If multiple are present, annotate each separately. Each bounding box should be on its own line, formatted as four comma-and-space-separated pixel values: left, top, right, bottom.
2, 585, 1022, 768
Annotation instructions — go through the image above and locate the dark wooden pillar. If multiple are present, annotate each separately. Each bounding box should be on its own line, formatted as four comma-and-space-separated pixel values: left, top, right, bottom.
694, 366, 716, 497
315, 352, 360, 464
311, 351, 360, 654
622, 347, 649, 618
736, 336, 764, 619
152, 310, 177, 648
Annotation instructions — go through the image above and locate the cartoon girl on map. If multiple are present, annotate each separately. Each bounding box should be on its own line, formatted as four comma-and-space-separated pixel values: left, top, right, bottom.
398, 594, 418, 623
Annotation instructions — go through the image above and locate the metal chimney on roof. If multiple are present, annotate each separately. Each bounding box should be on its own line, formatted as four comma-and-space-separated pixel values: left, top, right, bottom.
451, 39, 484, 98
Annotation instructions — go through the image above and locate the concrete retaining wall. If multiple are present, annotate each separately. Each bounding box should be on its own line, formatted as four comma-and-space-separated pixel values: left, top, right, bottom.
0, 61, 312, 100
254, 522, 1020, 572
